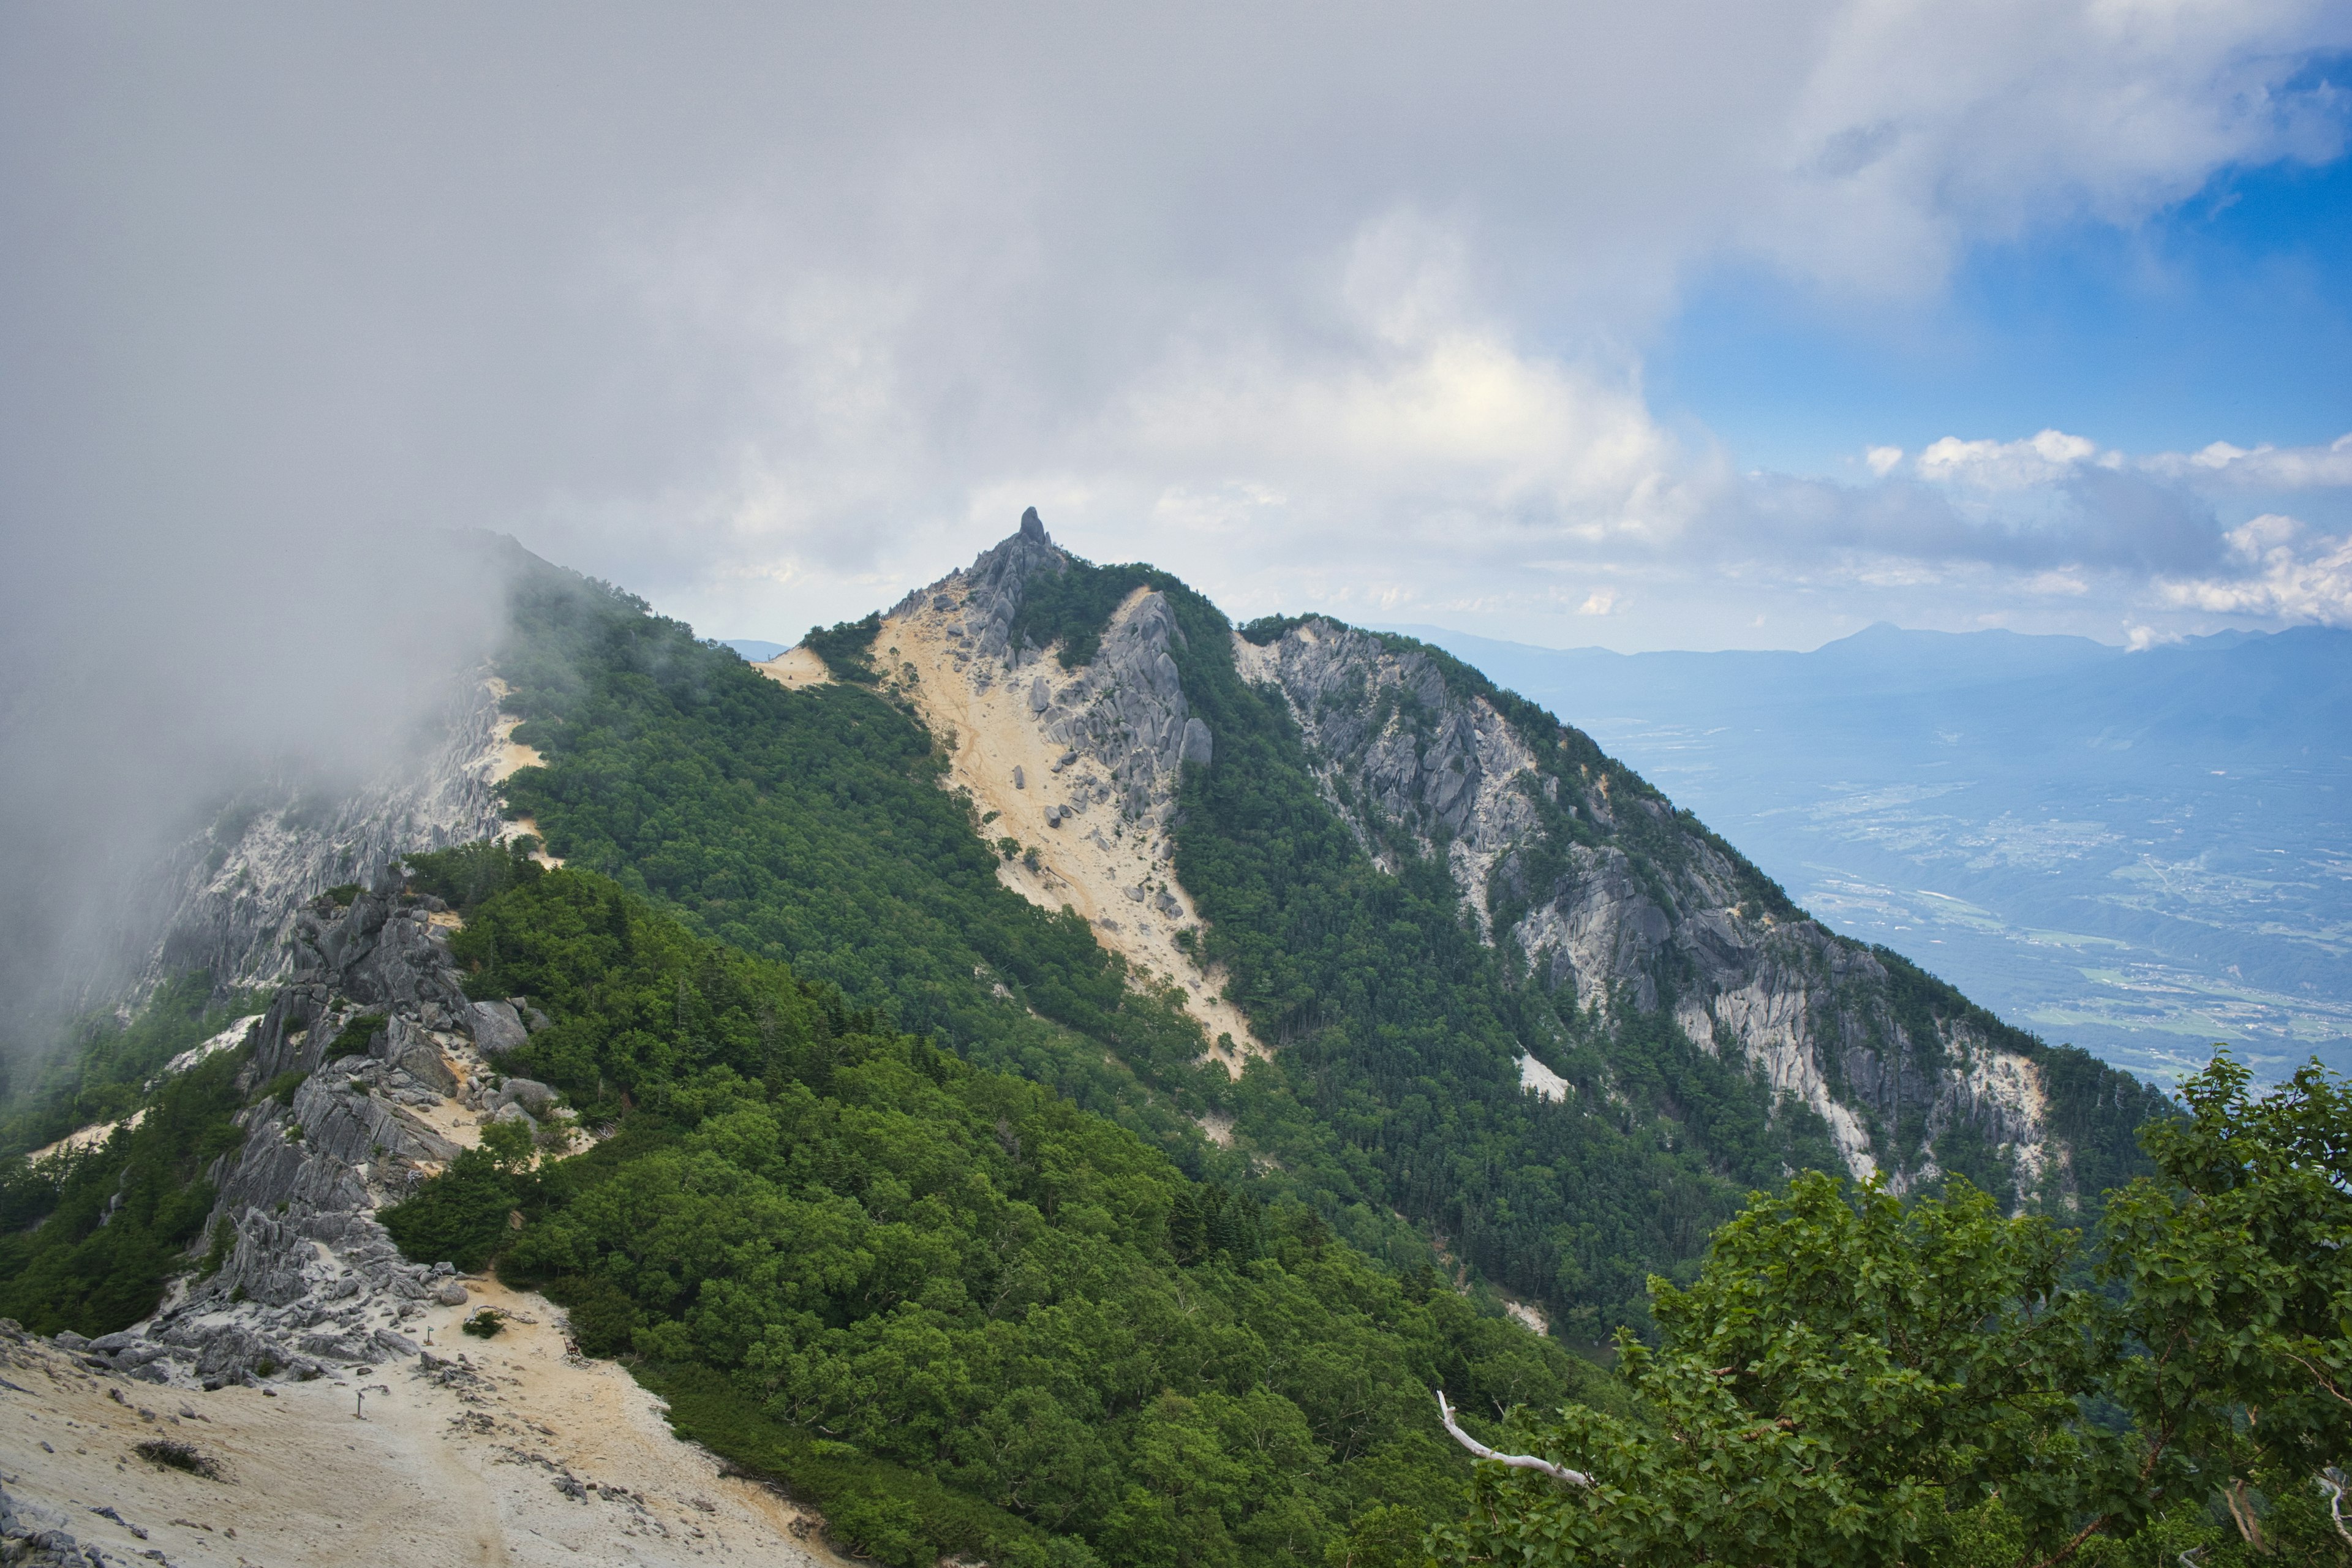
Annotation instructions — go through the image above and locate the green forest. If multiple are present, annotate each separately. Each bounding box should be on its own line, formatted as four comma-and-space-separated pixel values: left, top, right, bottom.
1437, 1054, 2352, 1567
0, 1039, 247, 1335
379, 850, 2352, 1566
383, 853, 1610, 1568
8, 543, 2321, 1564
496, 558, 2167, 1336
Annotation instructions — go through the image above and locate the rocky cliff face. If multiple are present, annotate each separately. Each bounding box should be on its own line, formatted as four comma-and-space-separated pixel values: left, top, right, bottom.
1235, 615, 2064, 1194
892, 508, 1211, 833
877, 521, 2084, 1192
880, 514, 1264, 1059
132, 670, 515, 1006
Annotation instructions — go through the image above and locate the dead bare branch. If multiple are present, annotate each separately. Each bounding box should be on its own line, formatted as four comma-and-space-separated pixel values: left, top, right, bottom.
2316, 1468, 2352, 1548
1434, 1390, 1591, 1487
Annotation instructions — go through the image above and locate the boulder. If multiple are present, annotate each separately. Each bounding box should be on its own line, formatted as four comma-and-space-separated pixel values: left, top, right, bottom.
488, 1078, 559, 1115
470, 1000, 529, 1055
1180, 718, 1213, 767
377, 1016, 457, 1093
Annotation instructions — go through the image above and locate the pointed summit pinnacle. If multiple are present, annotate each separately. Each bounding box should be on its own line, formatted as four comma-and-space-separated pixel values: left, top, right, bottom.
1019, 506, 1046, 542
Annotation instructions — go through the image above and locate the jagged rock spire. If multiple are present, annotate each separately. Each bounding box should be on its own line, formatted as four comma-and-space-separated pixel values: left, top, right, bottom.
1020, 505, 1046, 542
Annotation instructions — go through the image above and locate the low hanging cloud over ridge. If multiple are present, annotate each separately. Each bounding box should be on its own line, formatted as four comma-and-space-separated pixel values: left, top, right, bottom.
2, 0, 2347, 1026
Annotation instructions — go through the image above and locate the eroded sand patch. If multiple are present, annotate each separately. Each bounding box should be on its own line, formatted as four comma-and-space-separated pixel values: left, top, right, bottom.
752, 646, 833, 689
26, 1110, 149, 1166
879, 595, 1266, 1071
484, 679, 544, 785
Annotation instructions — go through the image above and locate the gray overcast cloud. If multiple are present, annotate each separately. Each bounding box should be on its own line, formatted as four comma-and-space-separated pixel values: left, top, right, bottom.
7, 3, 2350, 649
3, 5, 2351, 1023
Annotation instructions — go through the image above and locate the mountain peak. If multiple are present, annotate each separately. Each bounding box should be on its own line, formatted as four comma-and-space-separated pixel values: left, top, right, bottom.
1019, 505, 1047, 543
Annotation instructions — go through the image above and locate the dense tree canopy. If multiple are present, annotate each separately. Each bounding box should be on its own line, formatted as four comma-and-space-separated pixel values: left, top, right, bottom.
387, 862, 1616, 1568
1437, 1054, 2352, 1567
0, 1043, 247, 1335
492, 558, 2162, 1341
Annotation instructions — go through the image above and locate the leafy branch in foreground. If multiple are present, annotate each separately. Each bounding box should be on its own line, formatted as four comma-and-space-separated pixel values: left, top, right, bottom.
1436, 1052, 2352, 1567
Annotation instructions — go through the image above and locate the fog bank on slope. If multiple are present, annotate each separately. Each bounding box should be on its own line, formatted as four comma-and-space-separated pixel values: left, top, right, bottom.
0, 524, 513, 1067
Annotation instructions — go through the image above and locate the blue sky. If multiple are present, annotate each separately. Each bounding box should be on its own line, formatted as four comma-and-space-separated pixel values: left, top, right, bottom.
1660, 153, 2352, 480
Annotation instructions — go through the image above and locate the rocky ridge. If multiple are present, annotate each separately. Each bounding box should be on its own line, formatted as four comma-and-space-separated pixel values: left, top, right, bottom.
134, 671, 515, 1006
880, 512, 1263, 1062
1234, 615, 2062, 1194
72, 863, 559, 1393
889, 508, 1212, 835
4, 861, 840, 1567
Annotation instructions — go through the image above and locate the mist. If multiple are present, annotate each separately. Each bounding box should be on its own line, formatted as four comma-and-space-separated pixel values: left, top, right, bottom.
0, 516, 509, 1059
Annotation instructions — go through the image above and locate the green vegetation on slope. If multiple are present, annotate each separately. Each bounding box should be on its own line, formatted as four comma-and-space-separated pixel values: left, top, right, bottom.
492, 552, 2166, 1340
1148, 579, 1847, 1333
1013, 562, 1186, 671
494, 567, 1231, 1175
1444, 1054, 2352, 1566
0, 1042, 249, 1335
1, 971, 262, 1159
385, 864, 1616, 1568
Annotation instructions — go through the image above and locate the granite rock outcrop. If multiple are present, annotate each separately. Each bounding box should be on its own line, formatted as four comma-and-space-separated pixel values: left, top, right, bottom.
124, 670, 513, 1011
1235, 614, 2070, 1196
889, 514, 1213, 831
74, 862, 569, 1393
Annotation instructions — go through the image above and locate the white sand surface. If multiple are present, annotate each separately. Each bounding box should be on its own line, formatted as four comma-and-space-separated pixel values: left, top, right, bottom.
752, 647, 833, 689
878, 598, 1267, 1071
2, 1287, 845, 1568
25, 1111, 149, 1167
485, 680, 545, 785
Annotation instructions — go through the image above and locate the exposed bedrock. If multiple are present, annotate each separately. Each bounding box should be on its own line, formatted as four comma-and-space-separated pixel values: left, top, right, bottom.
83, 861, 549, 1391
133, 671, 512, 1005
893, 515, 1215, 831
1238, 614, 2063, 1194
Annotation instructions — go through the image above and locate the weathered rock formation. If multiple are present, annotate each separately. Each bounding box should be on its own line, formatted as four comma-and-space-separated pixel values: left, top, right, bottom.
890, 513, 1212, 832
1235, 615, 2071, 1195
77, 862, 562, 1392
881, 515, 1265, 1060
134, 671, 514, 1005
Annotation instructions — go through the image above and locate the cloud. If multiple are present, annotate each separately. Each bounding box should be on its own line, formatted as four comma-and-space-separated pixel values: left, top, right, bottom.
2142, 433, 2352, 489
1915, 430, 2116, 490
2158, 513, 2352, 624
0, 0, 2346, 903
0, 522, 509, 1044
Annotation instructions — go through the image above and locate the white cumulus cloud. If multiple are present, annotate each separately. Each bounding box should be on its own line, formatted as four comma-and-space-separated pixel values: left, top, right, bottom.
2141, 432, 2352, 489
1914, 430, 2117, 489
2158, 514, 2352, 624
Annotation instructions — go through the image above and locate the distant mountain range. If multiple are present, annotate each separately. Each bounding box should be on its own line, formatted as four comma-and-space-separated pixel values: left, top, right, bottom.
1384, 622, 2352, 1084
